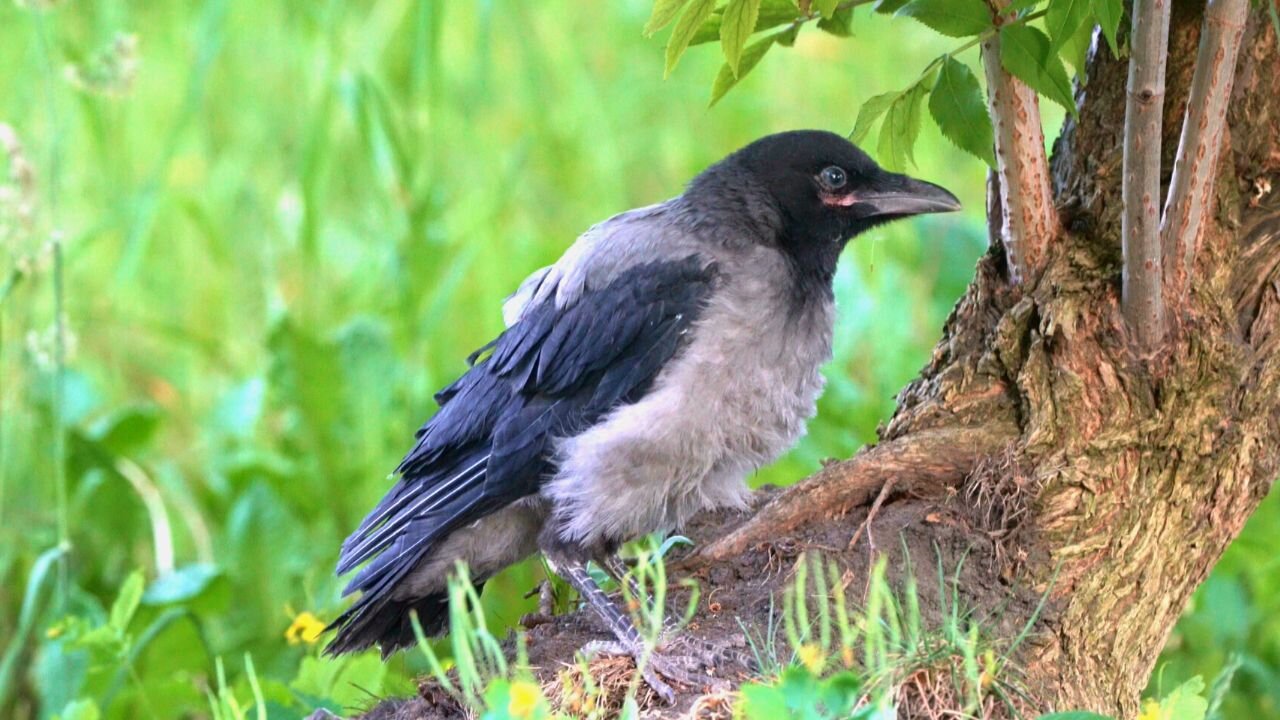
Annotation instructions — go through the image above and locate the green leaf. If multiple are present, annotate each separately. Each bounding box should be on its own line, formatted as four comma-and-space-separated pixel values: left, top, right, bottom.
1004, 0, 1046, 12
874, 0, 910, 13
55, 699, 101, 720
896, 0, 992, 38
666, 0, 718, 76
999, 24, 1077, 113
1092, 0, 1122, 55
1059, 11, 1094, 75
877, 76, 931, 170
850, 90, 899, 144
738, 682, 789, 718
691, 0, 800, 46
721, 0, 763, 75
1150, 676, 1209, 720
109, 570, 145, 633
1035, 713, 1115, 720
645, 0, 691, 35
817, 5, 854, 36
142, 564, 221, 605
89, 404, 162, 456
1045, 0, 1091, 51
775, 22, 801, 46
710, 31, 777, 105
929, 56, 995, 167
815, 0, 840, 19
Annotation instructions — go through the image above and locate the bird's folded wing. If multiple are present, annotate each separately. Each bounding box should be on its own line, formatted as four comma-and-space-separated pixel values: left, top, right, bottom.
333, 253, 720, 604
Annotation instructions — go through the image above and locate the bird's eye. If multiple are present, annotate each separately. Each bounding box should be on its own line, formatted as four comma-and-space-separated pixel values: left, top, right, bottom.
819, 166, 848, 190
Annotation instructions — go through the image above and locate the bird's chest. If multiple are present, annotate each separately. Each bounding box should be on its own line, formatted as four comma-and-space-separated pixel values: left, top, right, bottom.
544, 257, 835, 546
674, 285, 834, 468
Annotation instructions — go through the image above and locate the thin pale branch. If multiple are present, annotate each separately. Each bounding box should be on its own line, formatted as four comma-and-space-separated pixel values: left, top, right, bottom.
980, 2, 1058, 285
987, 166, 1004, 249
1121, 0, 1172, 348
1161, 0, 1250, 293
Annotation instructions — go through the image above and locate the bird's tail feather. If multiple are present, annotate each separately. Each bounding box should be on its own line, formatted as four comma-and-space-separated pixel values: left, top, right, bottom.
325, 578, 487, 658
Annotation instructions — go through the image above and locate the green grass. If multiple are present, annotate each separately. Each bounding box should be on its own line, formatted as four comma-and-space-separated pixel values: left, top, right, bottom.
0, 1, 1272, 718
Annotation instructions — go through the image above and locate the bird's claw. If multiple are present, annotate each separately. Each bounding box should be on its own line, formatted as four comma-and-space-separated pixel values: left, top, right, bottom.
580, 638, 729, 705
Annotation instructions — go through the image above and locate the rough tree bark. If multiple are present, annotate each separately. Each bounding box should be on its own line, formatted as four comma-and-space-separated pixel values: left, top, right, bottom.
358, 6, 1280, 719
696, 5, 1280, 715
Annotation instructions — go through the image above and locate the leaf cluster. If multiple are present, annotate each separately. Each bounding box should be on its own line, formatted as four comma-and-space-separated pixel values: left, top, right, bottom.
649, 0, 1125, 169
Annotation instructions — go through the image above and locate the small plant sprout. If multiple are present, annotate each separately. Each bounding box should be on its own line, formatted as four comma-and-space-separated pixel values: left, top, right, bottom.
411, 562, 537, 714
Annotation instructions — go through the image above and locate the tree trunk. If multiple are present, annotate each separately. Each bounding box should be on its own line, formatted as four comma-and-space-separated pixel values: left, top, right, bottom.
360, 7, 1280, 719
697, 6, 1280, 716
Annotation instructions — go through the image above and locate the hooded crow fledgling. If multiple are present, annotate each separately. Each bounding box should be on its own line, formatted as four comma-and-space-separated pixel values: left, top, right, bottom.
326, 130, 959, 700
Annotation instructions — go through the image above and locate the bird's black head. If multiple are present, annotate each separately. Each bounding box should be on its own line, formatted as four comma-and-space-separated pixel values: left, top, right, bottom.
693, 130, 961, 294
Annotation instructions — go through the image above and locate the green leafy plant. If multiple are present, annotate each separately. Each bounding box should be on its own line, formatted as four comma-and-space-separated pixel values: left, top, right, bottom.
648, 0, 1112, 165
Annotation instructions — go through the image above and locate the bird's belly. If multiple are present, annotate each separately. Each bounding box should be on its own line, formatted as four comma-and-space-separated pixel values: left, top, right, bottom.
544, 301, 831, 547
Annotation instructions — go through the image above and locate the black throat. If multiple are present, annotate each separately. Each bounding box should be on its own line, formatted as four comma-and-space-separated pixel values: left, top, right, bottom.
778, 214, 846, 308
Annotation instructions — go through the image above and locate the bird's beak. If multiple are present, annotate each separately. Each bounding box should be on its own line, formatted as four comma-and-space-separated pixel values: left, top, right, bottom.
850, 173, 962, 217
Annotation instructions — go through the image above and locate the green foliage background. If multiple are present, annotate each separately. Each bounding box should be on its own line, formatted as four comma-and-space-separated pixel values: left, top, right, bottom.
0, 0, 1273, 717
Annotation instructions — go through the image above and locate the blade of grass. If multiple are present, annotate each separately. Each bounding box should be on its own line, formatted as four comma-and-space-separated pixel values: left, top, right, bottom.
0, 545, 69, 709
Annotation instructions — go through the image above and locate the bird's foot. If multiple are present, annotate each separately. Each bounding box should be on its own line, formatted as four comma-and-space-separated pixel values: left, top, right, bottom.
662, 630, 754, 670
581, 637, 730, 705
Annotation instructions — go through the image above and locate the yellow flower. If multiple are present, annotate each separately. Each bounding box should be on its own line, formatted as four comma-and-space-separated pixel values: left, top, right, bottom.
285, 610, 326, 645
507, 680, 542, 719
797, 643, 825, 675
1136, 699, 1162, 720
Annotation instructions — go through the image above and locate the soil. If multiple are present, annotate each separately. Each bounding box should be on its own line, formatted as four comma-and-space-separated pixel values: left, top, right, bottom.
342, 485, 1045, 719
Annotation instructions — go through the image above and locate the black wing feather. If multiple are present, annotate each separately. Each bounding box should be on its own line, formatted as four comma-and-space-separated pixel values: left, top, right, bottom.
327, 255, 718, 654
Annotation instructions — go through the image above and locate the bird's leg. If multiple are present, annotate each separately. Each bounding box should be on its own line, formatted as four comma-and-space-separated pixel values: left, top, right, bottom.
542, 549, 726, 704
596, 553, 649, 611
597, 550, 753, 670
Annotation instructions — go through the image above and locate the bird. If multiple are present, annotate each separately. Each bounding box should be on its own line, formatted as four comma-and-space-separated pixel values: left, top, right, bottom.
325, 129, 960, 701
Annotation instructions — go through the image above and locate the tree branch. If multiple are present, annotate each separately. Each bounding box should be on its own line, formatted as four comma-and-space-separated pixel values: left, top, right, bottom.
987, 166, 1004, 249
979, 2, 1058, 286
691, 424, 1017, 564
1121, 0, 1172, 348
1161, 0, 1250, 293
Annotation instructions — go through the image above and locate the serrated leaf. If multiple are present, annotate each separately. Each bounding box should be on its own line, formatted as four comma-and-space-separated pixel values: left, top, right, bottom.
710, 31, 777, 105
1092, 0, 1121, 55
817, 5, 854, 36
666, 0, 717, 76
877, 78, 930, 170
1045, 0, 1091, 51
850, 90, 899, 144
929, 56, 995, 167
721, 0, 763, 75
896, 0, 991, 38
1060, 12, 1094, 75
1146, 677, 1209, 720
815, 0, 839, 19
645, 0, 692, 35
692, 0, 800, 46
109, 571, 145, 633
999, 23, 1077, 114
690, 13, 723, 46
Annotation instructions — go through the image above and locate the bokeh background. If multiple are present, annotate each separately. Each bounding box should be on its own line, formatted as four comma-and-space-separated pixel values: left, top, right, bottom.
0, 1, 1274, 718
